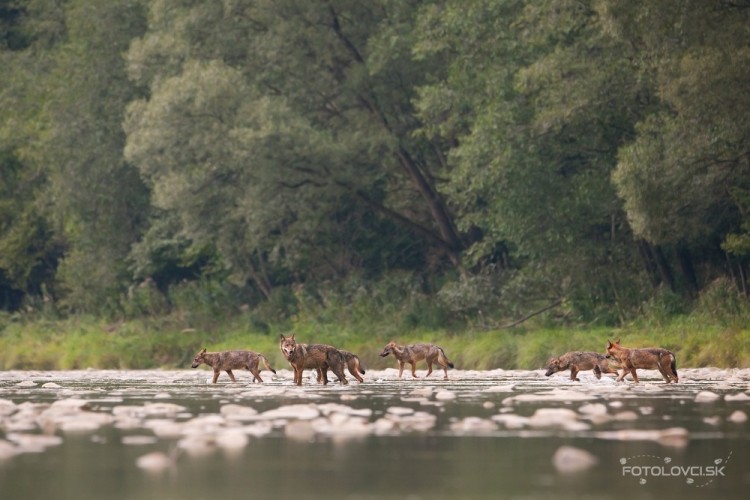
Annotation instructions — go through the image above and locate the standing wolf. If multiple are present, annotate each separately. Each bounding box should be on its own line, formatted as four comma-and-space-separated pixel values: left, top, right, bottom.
605, 338, 678, 384
379, 341, 454, 379
191, 348, 276, 383
279, 334, 349, 386
319, 350, 366, 383
544, 351, 619, 381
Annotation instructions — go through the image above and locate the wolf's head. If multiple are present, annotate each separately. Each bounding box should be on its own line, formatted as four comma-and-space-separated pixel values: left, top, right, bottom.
544, 357, 562, 376
605, 338, 622, 359
379, 341, 397, 358
191, 348, 207, 368
279, 333, 297, 359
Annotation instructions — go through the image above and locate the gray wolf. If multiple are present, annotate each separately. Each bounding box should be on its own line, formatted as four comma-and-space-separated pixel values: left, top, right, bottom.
379, 341, 454, 379
279, 334, 348, 386
544, 351, 619, 381
191, 348, 276, 383
321, 350, 365, 383
606, 338, 678, 383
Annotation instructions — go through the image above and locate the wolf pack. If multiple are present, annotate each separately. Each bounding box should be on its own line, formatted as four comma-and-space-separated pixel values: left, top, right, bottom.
191, 335, 678, 386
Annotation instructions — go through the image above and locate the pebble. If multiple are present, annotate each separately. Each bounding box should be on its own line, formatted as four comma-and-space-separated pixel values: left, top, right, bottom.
577, 403, 608, 416
122, 435, 159, 445
450, 417, 498, 434
260, 404, 319, 420
0, 399, 17, 416
135, 451, 173, 473
215, 430, 250, 451
491, 414, 529, 429
502, 389, 597, 405
728, 410, 748, 423
484, 385, 515, 393
552, 446, 598, 473
220, 404, 259, 421
434, 390, 456, 401
695, 391, 721, 403
725, 392, 750, 402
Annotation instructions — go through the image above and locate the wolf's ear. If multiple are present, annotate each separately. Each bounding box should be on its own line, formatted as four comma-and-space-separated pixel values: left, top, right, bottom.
606, 340, 613, 348
199, 348, 206, 354
279, 334, 285, 341
290, 333, 295, 340
614, 337, 620, 345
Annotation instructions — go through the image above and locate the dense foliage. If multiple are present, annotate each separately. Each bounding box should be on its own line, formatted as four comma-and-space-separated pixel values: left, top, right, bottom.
2, 0, 750, 329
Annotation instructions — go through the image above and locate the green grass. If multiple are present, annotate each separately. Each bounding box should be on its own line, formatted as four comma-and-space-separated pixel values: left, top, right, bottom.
1, 311, 750, 370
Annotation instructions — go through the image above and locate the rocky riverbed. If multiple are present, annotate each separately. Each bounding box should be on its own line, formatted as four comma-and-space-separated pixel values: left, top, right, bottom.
1, 367, 749, 499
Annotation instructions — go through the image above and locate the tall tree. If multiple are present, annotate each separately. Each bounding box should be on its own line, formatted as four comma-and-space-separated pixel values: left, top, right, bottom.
611, 1, 750, 242
610, 0, 750, 291
0, 0, 68, 310
412, 0, 650, 320
29, 0, 150, 312
124, 0, 463, 298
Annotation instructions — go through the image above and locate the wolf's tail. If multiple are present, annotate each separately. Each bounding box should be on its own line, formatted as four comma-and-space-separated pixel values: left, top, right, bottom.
670, 353, 678, 379
357, 358, 365, 375
438, 348, 455, 369
261, 355, 277, 374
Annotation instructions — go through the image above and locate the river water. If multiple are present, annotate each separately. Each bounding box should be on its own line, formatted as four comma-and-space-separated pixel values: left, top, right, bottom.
1, 367, 749, 499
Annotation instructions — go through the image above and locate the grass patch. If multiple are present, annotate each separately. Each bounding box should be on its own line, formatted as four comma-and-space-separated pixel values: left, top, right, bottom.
1, 312, 749, 370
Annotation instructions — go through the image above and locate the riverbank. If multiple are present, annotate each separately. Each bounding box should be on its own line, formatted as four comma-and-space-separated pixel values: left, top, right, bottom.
2, 312, 749, 371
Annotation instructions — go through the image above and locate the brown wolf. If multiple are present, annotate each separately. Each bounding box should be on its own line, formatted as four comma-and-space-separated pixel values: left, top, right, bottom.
191, 348, 276, 384
605, 338, 678, 384
319, 350, 366, 383
544, 351, 619, 381
279, 334, 348, 386
379, 341, 454, 379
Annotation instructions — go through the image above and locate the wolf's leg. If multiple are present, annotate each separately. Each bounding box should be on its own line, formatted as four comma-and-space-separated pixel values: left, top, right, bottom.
226, 370, 237, 383
655, 363, 671, 383
294, 366, 303, 385
570, 366, 580, 381
332, 364, 348, 385
212, 370, 220, 384
349, 363, 364, 383
250, 367, 263, 383
594, 365, 602, 380
397, 361, 405, 378
410, 362, 418, 378
615, 368, 627, 382
320, 363, 330, 385
425, 361, 433, 377
629, 368, 639, 383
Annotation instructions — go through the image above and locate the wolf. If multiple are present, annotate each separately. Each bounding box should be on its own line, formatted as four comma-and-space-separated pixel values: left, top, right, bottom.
279, 334, 348, 386
379, 341, 454, 379
544, 351, 619, 381
605, 338, 678, 384
319, 350, 365, 383
191, 348, 276, 384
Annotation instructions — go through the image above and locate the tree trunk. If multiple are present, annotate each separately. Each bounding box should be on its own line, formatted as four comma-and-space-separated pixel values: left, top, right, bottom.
676, 246, 698, 294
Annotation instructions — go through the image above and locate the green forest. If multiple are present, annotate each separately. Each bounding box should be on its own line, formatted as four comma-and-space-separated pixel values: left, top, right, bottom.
2, 0, 750, 369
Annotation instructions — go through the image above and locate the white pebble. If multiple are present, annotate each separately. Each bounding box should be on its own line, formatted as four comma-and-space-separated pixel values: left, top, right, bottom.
728, 410, 748, 423
135, 452, 172, 473
695, 391, 721, 403
725, 393, 750, 402
552, 446, 598, 473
